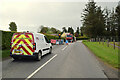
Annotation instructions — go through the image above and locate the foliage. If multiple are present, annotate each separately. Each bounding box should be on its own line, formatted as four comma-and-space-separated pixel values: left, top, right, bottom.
40, 27, 49, 33
68, 27, 74, 35
75, 32, 79, 37
109, 9, 117, 36
116, 4, 120, 41
76, 37, 89, 40
9, 22, 17, 31
62, 27, 67, 33
81, 0, 120, 38
104, 8, 111, 36
76, 27, 80, 34
76, 36, 89, 40
81, 0, 105, 37
40, 26, 61, 34
104, 8, 118, 37
75, 27, 80, 37
2, 31, 17, 50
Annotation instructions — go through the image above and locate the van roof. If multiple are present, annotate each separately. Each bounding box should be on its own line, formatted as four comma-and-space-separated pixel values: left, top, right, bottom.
13, 32, 45, 36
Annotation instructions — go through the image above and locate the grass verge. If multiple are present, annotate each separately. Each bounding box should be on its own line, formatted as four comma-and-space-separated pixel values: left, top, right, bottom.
0, 49, 10, 58
82, 40, 119, 69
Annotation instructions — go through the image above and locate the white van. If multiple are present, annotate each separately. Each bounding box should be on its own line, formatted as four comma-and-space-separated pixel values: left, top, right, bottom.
10, 32, 52, 61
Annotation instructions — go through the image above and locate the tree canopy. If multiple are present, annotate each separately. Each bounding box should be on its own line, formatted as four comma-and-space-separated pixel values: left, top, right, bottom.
81, 0, 119, 38
9, 22, 17, 31
62, 27, 67, 33
40, 26, 61, 34
81, 0, 105, 37
68, 27, 74, 35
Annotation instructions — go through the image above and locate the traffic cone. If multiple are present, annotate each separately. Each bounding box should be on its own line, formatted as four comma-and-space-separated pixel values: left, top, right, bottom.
71, 40, 72, 43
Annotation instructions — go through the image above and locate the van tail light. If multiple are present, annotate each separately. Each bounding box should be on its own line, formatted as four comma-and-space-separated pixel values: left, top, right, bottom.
33, 43, 36, 50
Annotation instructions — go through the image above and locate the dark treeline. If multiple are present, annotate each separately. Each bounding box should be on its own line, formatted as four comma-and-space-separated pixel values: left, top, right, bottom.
80, 0, 120, 39
62, 27, 74, 35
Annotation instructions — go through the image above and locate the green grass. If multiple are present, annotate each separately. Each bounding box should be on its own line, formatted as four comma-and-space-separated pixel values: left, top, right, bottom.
0, 49, 10, 58
83, 41, 119, 69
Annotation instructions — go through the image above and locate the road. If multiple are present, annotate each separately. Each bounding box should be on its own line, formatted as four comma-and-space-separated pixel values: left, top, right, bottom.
2, 41, 107, 79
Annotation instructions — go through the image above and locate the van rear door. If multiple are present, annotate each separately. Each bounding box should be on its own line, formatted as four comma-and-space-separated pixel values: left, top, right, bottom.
11, 33, 34, 55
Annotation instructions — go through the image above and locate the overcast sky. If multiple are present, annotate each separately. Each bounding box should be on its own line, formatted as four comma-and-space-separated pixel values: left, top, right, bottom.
0, 0, 119, 32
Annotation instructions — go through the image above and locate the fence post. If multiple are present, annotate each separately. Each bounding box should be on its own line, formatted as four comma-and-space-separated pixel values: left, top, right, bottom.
111, 37, 112, 42
103, 38, 104, 45
107, 39, 109, 47
99, 38, 100, 44
113, 40, 115, 49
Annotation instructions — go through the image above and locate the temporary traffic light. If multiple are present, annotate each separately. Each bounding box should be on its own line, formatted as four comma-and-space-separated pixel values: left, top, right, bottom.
58, 33, 61, 39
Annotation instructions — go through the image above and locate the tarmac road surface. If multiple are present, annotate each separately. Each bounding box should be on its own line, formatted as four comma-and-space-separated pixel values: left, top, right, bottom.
2, 41, 107, 79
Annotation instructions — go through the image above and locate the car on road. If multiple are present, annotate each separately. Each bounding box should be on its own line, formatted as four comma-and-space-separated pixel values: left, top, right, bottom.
10, 32, 52, 61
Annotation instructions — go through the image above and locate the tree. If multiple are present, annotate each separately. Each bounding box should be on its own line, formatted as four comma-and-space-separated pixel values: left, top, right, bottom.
9, 22, 17, 31
80, 26, 85, 36
40, 27, 49, 33
116, 2, 120, 41
75, 27, 80, 37
50, 27, 57, 33
76, 27, 80, 35
56, 30, 61, 34
81, 0, 97, 37
95, 6, 105, 36
109, 8, 117, 36
62, 27, 67, 33
68, 27, 74, 35
104, 8, 111, 36
81, 0, 105, 37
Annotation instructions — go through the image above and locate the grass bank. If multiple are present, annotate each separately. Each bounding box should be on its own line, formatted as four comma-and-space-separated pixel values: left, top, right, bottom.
0, 49, 10, 58
82, 41, 119, 69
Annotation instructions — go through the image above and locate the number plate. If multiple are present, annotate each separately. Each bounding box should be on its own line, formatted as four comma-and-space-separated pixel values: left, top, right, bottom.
14, 50, 22, 54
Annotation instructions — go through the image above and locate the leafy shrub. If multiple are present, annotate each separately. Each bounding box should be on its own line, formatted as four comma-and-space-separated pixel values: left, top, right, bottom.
76, 36, 89, 40
2, 31, 16, 50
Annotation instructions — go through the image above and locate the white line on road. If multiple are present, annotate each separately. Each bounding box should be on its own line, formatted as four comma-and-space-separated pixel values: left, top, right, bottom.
25, 54, 57, 80
62, 46, 68, 50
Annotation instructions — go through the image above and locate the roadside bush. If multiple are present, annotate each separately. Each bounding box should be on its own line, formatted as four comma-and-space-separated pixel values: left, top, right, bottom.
76, 37, 89, 40
2, 31, 16, 50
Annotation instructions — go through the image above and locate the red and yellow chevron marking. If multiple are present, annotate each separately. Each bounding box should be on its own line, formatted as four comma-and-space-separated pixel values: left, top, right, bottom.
11, 33, 34, 55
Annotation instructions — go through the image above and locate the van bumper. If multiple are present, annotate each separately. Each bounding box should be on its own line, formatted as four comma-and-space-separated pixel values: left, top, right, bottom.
10, 52, 38, 58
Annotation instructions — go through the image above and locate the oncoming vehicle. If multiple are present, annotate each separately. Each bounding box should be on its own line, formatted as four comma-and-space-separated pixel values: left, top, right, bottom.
10, 32, 52, 61
66, 34, 73, 42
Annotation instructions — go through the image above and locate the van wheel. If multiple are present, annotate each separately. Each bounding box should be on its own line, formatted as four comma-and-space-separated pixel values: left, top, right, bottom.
49, 48, 52, 54
36, 52, 41, 61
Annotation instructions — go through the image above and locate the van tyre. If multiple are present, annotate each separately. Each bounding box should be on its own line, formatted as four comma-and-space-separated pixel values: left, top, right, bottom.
36, 52, 41, 61
49, 48, 52, 54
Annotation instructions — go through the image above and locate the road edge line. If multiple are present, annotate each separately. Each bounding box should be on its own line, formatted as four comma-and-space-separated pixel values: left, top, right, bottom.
25, 54, 57, 80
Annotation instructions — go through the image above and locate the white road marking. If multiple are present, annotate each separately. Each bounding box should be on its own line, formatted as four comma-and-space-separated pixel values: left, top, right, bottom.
25, 54, 57, 80
62, 46, 68, 50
